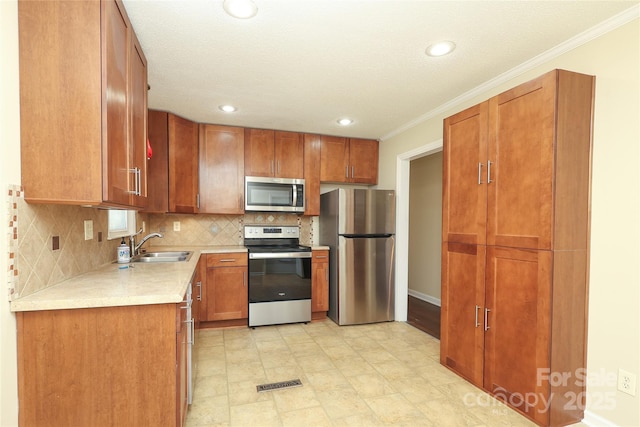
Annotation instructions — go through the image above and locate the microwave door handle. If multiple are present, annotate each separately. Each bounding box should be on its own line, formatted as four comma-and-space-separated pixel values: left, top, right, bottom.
292, 184, 297, 207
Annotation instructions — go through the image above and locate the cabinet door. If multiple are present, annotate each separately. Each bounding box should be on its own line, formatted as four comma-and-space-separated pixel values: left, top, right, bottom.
487, 72, 556, 250
440, 242, 486, 388
320, 136, 349, 182
244, 128, 275, 177
484, 246, 552, 425
204, 267, 248, 321
129, 32, 148, 208
145, 110, 169, 213
348, 138, 378, 184
169, 114, 199, 213
442, 102, 488, 245
312, 250, 329, 312
274, 131, 304, 178
199, 125, 245, 214
103, 0, 131, 206
303, 134, 321, 216
176, 302, 188, 427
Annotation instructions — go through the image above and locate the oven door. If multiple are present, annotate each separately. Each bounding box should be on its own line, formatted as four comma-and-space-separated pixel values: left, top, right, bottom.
248, 252, 312, 302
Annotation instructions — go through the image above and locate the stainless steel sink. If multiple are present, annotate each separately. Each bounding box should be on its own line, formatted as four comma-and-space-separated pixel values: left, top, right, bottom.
131, 251, 193, 263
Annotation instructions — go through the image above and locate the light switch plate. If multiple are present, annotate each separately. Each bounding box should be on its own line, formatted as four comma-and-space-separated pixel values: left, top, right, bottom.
84, 220, 93, 240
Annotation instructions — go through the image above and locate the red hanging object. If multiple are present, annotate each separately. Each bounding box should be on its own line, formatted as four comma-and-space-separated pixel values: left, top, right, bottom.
147, 138, 153, 159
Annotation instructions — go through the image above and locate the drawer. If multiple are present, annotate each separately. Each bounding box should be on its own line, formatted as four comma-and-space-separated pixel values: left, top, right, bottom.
312, 250, 329, 262
206, 252, 248, 268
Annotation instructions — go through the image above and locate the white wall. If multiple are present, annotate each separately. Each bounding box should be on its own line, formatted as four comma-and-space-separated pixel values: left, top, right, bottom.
1, 1, 21, 425
408, 152, 442, 303
380, 16, 640, 427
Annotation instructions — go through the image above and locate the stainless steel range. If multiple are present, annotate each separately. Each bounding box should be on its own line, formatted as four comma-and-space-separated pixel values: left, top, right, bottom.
244, 225, 312, 327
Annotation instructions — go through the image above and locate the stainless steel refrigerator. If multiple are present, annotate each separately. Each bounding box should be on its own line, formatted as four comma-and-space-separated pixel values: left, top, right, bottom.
320, 188, 395, 325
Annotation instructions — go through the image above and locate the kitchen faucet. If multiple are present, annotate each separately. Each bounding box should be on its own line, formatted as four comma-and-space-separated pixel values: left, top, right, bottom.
132, 232, 163, 255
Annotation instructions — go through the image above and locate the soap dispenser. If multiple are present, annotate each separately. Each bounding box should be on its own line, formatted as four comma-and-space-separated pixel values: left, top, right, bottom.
117, 238, 130, 264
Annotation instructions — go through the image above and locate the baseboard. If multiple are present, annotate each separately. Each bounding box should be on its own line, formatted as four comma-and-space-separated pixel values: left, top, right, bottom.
582, 410, 619, 427
408, 289, 441, 307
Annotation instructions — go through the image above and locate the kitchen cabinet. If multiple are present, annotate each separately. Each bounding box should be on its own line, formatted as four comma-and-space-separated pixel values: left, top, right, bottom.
320, 136, 379, 184
19, 0, 148, 208
199, 124, 245, 214
303, 134, 322, 216
245, 129, 304, 178
203, 253, 248, 322
440, 69, 594, 427
17, 303, 188, 426
146, 110, 199, 213
311, 250, 329, 318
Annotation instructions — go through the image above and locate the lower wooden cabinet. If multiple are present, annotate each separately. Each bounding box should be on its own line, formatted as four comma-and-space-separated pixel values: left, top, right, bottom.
441, 243, 586, 426
17, 303, 187, 427
311, 250, 329, 317
203, 253, 248, 322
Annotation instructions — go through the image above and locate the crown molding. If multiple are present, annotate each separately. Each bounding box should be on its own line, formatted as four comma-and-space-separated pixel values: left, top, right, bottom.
382, 4, 640, 142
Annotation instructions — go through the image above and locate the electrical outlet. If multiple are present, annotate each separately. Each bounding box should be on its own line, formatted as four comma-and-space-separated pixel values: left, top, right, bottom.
173, 221, 180, 232
618, 369, 637, 396
84, 220, 93, 240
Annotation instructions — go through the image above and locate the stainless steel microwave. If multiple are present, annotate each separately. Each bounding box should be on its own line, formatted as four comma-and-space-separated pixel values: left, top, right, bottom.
245, 176, 305, 213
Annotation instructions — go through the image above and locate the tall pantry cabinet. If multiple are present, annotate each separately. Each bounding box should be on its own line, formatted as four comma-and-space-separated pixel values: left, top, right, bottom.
440, 70, 595, 427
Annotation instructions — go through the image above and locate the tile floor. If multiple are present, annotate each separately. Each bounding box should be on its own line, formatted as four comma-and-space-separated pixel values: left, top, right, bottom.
186, 319, 540, 427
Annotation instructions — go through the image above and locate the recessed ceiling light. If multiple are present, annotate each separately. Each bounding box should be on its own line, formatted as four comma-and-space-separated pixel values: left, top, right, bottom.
219, 105, 237, 113
337, 118, 354, 126
425, 41, 456, 57
223, 0, 258, 19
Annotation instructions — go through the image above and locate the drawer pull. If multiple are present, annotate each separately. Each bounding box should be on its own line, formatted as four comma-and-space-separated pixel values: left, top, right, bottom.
219, 259, 237, 262
315, 255, 328, 259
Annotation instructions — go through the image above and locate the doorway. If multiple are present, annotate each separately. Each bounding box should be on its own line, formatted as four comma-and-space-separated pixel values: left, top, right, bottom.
393, 139, 442, 329
407, 152, 442, 338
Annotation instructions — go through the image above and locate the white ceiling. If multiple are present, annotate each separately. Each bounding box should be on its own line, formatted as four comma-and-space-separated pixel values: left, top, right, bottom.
123, 0, 637, 140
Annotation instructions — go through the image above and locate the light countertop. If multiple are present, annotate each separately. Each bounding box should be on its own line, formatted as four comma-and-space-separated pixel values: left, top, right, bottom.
10, 246, 247, 312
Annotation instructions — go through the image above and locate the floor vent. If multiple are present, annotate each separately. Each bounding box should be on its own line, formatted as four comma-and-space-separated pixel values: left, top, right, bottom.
256, 379, 302, 392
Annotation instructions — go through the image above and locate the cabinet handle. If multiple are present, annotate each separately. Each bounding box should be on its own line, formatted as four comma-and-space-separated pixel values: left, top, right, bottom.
271, 160, 275, 175
478, 163, 484, 185
475, 305, 480, 327
484, 308, 491, 331
487, 160, 493, 184
196, 281, 202, 301
129, 168, 141, 196
351, 166, 354, 178
345, 166, 349, 178
243, 271, 247, 288
277, 160, 280, 174
196, 193, 200, 209
219, 259, 237, 263
315, 255, 328, 259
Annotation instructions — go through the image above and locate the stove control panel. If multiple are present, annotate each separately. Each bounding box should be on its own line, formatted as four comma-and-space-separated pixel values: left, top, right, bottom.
244, 225, 299, 239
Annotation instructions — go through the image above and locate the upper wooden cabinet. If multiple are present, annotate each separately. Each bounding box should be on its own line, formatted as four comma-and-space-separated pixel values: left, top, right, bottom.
443, 70, 595, 251
145, 111, 199, 213
199, 124, 245, 214
19, 0, 148, 208
320, 136, 378, 184
244, 129, 304, 179
303, 134, 322, 216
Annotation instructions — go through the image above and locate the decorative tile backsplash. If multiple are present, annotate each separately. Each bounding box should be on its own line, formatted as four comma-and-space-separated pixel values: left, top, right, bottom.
9, 186, 120, 300
7, 184, 317, 301
148, 213, 315, 247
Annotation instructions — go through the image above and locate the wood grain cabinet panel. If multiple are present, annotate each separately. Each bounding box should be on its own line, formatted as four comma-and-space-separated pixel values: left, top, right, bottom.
18, 0, 148, 208
303, 134, 322, 216
145, 111, 199, 213
245, 129, 304, 178
440, 69, 594, 427
203, 253, 248, 322
320, 136, 378, 184
17, 303, 187, 426
199, 125, 245, 214
311, 250, 329, 316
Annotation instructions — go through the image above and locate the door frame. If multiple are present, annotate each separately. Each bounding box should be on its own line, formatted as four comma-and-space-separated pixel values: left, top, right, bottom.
394, 139, 443, 321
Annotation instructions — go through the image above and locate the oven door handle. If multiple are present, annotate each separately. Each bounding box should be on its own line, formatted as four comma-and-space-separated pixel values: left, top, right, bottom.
249, 252, 312, 259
